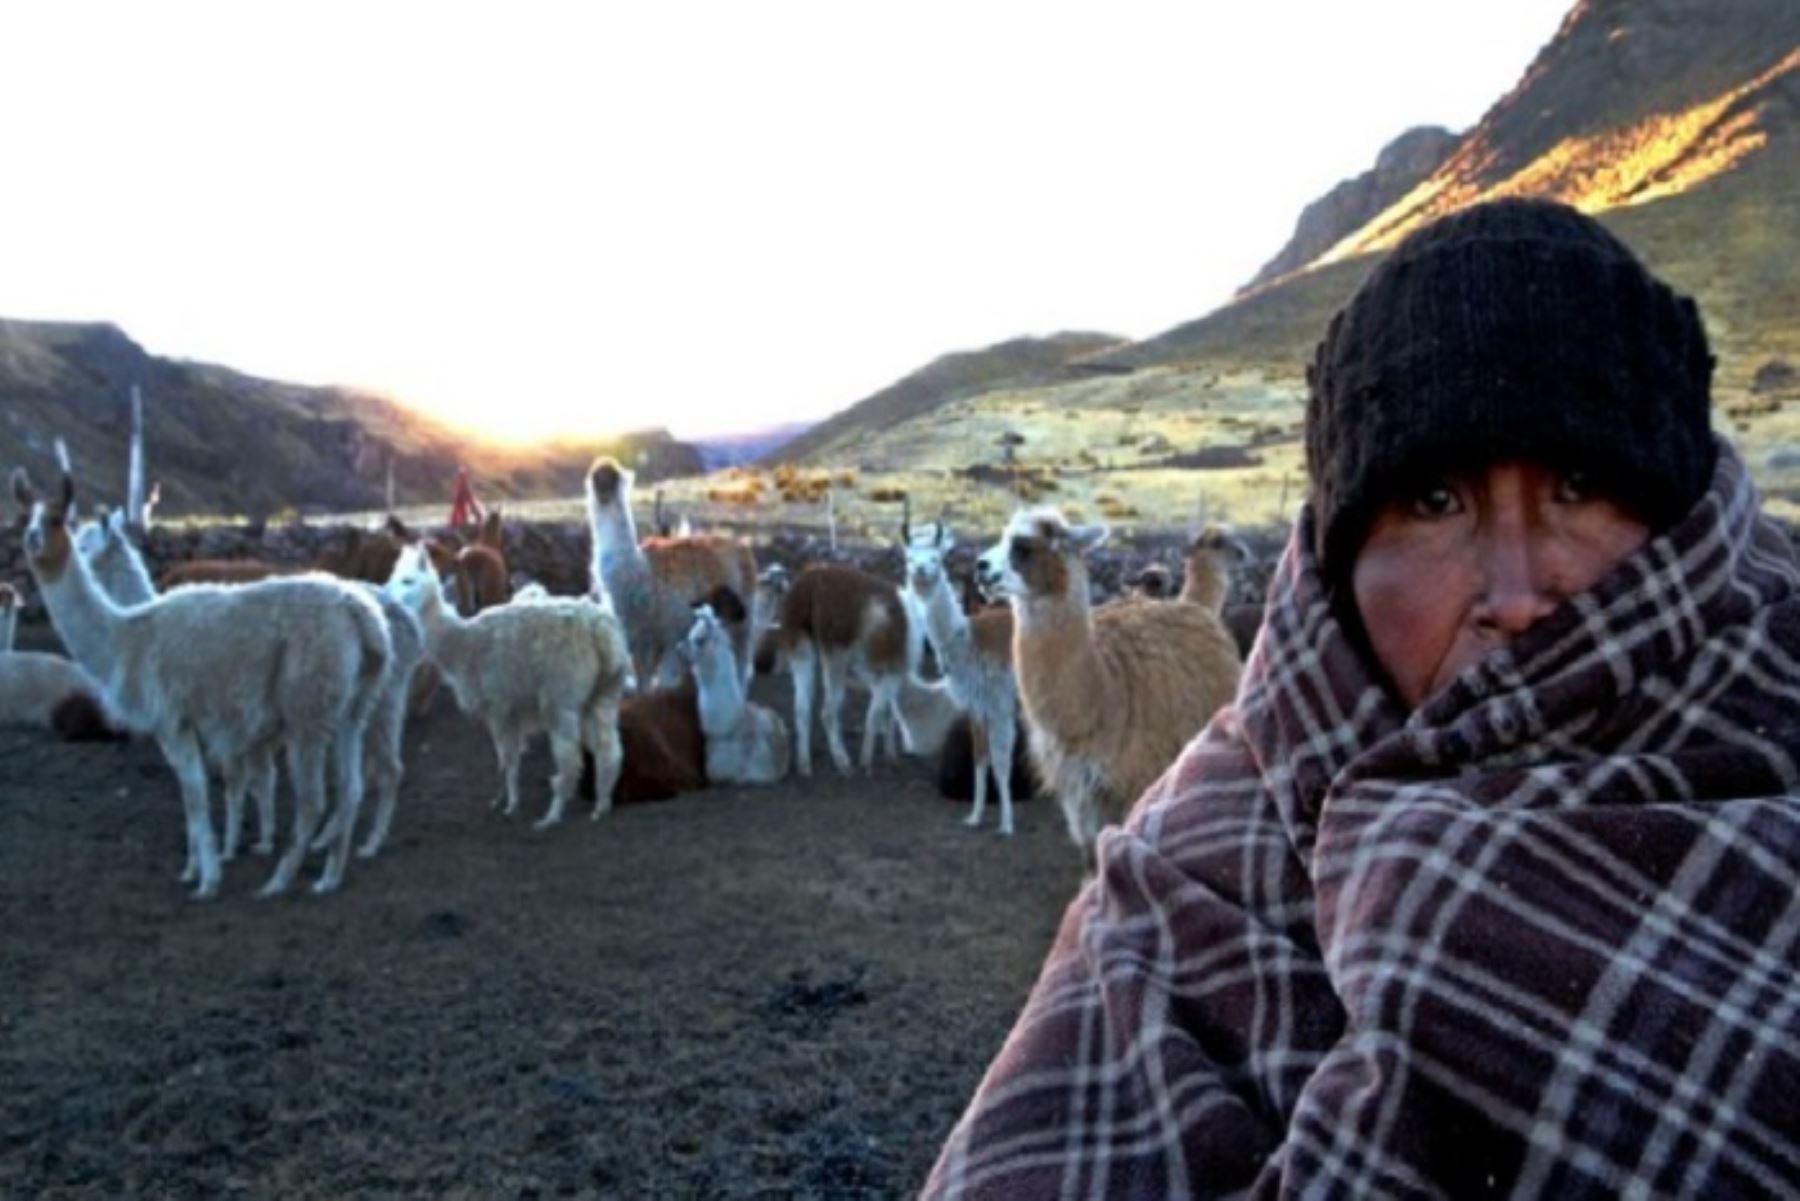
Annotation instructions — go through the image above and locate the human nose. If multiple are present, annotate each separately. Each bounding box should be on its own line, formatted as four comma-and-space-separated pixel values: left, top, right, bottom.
1473, 518, 1559, 636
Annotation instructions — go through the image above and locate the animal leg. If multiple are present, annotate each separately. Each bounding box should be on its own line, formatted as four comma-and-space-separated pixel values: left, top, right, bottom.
314, 725, 367, 895
494, 725, 526, 817
221, 760, 251, 863
965, 719, 990, 829
160, 729, 221, 900
788, 640, 817, 777
990, 714, 1017, 837
357, 712, 405, 859
586, 700, 623, 819
252, 751, 279, 855
537, 712, 584, 830
260, 741, 327, 897
820, 650, 853, 775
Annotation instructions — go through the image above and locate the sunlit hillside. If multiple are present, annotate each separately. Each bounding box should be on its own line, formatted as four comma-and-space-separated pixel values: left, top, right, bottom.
766, 0, 1800, 533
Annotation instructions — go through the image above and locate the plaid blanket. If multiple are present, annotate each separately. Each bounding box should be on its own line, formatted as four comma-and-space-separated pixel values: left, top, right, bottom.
926, 445, 1800, 1199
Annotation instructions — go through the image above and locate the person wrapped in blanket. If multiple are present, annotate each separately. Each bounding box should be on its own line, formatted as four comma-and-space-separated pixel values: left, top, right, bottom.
926, 198, 1800, 1198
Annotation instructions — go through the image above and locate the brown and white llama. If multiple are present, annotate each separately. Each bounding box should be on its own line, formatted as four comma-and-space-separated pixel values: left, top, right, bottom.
680, 602, 791, 785
586, 457, 757, 688
976, 507, 1243, 858
905, 523, 1022, 835
776, 564, 921, 776
15, 467, 390, 899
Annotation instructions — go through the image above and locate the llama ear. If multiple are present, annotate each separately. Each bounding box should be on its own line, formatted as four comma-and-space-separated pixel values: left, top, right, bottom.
1066, 523, 1109, 552
937, 524, 954, 552
11, 468, 36, 509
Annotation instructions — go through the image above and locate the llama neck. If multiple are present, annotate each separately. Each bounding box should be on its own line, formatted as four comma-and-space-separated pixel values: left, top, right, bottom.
1181, 555, 1226, 612
589, 499, 646, 582
692, 644, 745, 732
415, 585, 477, 678
1012, 568, 1108, 722
0, 608, 14, 654
98, 536, 157, 607
37, 548, 129, 685
921, 580, 976, 680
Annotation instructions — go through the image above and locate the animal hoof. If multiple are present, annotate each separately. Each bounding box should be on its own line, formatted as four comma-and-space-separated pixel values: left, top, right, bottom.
963, 815, 982, 828
253, 841, 275, 857
998, 826, 1015, 837
256, 879, 290, 899
355, 843, 380, 860
533, 815, 562, 832
590, 805, 613, 821
311, 875, 341, 896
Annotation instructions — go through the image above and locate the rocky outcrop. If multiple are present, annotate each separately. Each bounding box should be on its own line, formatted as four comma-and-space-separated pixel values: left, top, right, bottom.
1242, 126, 1460, 293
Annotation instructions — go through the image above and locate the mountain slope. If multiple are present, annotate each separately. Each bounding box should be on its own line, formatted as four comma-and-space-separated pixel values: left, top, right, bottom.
813, 0, 1800, 529
773, 332, 1128, 466
1104, 0, 1800, 390
0, 320, 702, 519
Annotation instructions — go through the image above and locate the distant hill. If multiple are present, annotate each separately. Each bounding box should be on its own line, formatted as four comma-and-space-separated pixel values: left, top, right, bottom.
1096, 0, 1800, 400
0, 320, 703, 519
773, 332, 1129, 466
691, 421, 817, 472
783, 0, 1800, 530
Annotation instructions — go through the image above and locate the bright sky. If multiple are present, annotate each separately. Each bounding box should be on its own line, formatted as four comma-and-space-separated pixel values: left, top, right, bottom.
0, 1, 1574, 443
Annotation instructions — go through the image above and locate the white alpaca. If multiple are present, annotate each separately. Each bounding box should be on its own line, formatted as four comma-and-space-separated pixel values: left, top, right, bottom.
0, 651, 113, 735
305, 584, 426, 860
905, 524, 1022, 835
76, 507, 283, 862
680, 603, 790, 786
387, 544, 630, 827
15, 469, 389, 899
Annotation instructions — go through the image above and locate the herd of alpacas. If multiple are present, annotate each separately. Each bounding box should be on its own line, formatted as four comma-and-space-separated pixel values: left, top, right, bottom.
1, 450, 1250, 900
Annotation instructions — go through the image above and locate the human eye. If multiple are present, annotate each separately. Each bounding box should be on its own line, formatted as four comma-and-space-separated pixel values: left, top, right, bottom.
1405, 481, 1463, 519
1554, 469, 1596, 504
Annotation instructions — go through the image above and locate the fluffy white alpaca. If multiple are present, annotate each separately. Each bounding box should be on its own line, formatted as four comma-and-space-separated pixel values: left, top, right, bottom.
387, 543, 631, 827
76, 507, 285, 862
16, 469, 389, 899
680, 603, 790, 786
905, 523, 1022, 835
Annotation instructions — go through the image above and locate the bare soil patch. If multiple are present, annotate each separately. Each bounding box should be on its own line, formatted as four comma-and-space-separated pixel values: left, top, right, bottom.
0, 624, 1078, 1199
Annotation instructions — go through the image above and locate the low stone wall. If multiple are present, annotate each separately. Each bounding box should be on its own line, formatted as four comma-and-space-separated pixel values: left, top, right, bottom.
0, 516, 1284, 625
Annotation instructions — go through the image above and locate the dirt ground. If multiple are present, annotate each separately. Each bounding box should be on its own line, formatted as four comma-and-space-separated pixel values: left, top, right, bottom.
0, 622, 1083, 1199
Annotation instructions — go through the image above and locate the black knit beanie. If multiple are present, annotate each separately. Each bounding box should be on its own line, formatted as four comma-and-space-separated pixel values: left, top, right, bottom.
1305, 197, 1716, 587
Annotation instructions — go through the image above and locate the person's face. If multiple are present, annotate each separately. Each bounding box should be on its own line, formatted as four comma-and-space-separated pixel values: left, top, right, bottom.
1351, 461, 1650, 708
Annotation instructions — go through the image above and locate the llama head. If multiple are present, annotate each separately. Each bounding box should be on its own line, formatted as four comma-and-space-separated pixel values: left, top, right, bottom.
14, 466, 77, 582
586, 457, 632, 508
1126, 562, 1175, 599
975, 508, 1107, 603
384, 542, 444, 612
1188, 524, 1251, 563
757, 563, 791, 603
903, 523, 954, 600
679, 602, 729, 667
